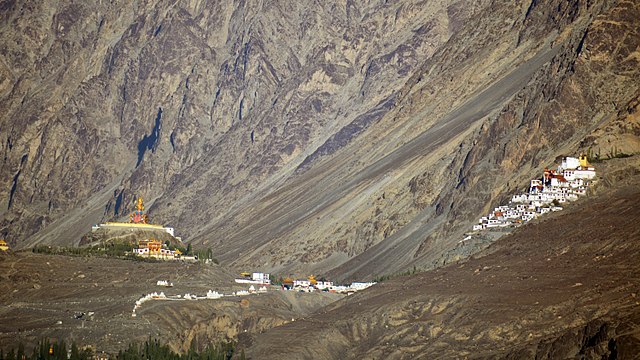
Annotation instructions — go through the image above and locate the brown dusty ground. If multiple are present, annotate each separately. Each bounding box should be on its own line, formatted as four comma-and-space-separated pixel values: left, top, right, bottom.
239, 176, 640, 359
0, 253, 342, 353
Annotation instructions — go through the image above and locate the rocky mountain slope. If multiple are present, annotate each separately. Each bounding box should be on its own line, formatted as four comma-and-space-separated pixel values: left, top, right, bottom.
238, 167, 640, 359
1, 0, 639, 279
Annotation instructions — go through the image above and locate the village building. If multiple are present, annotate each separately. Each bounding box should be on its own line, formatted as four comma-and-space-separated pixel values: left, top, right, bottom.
235, 272, 271, 285
282, 277, 294, 290
290, 275, 324, 290
139, 239, 162, 252
315, 281, 335, 290
133, 239, 183, 259
293, 279, 311, 288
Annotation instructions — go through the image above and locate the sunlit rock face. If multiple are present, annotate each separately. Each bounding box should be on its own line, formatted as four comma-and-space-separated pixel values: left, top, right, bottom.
1, 0, 638, 279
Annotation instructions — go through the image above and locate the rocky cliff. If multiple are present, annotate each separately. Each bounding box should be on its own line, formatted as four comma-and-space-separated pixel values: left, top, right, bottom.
1, 0, 638, 279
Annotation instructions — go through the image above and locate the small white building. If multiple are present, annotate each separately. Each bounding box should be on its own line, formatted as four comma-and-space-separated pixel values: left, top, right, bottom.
293, 280, 311, 288
485, 219, 509, 228
252, 272, 270, 282
558, 156, 596, 180
315, 281, 335, 290
134, 248, 149, 255
559, 156, 581, 171
550, 176, 568, 188
573, 168, 596, 180
235, 272, 271, 285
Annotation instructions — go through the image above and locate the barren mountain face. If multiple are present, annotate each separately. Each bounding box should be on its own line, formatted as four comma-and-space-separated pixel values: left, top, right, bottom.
1, 0, 638, 279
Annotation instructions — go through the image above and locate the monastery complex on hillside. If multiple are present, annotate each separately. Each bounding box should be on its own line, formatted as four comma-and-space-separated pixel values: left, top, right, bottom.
473, 155, 596, 231
92, 197, 192, 260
